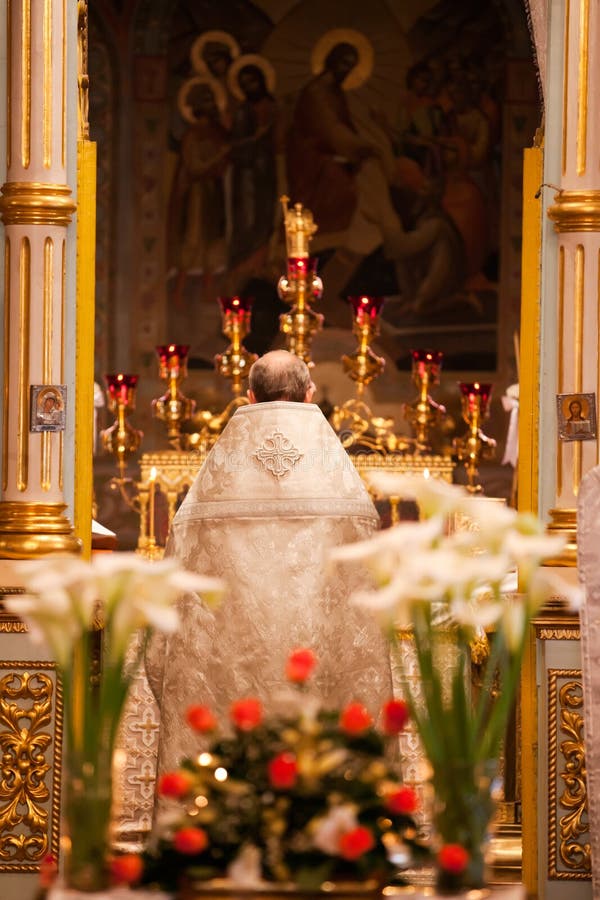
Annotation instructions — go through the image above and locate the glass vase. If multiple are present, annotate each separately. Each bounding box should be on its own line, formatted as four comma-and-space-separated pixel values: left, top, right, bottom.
431, 760, 497, 893
61, 749, 114, 892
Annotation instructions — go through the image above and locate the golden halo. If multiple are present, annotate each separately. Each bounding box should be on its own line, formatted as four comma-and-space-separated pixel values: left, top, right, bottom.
311, 28, 374, 91
191, 30, 240, 75
177, 75, 227, 124
227, 53, 277, 101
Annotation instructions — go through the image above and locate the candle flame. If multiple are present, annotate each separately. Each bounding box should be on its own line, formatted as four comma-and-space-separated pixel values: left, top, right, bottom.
168, 344, 176, 352
150, 466, 157, 482
423, 468, 430, 480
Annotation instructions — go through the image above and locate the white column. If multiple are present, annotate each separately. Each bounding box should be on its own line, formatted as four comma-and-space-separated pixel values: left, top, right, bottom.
0, 0, 80, 555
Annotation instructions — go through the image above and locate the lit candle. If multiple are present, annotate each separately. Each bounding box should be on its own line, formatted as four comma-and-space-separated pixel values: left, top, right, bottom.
148, 466, 157, 545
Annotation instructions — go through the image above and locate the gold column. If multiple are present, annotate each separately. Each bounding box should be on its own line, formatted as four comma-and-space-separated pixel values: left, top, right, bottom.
0, 0, 80, 556
546, 0, 600, 564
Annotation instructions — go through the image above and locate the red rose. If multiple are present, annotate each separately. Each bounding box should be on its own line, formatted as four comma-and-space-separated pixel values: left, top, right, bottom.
268, 752, 298, 789
386, 785, 419, 815
340, 702, 373, 734
286, 648, 317, 683
158, 770, 192, 798
339, 826, 376, 860
438, 843, 470, 874
382, 699, 409, 734
186, 704, 217, 733
230, 698, 263, 731
110, 854, 144, 884
39, 854, 58, 888
174, 826, 209, 855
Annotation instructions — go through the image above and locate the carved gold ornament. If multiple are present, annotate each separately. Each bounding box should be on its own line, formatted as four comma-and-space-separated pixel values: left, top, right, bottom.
0, 663, 62, 870
548, 670, 591, 879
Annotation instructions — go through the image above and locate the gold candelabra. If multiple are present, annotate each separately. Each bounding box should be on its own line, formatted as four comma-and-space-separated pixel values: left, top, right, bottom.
153, 344, 196, 449
404, 349, 446, 451
454, 381, 496, 493
278, 196, 323, 365
101, 373, 143, 479
215, 295, 258, 397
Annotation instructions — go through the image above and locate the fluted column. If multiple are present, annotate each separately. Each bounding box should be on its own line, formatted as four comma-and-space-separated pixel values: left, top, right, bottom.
0, 0, 80, 555
545, 0, 600, 563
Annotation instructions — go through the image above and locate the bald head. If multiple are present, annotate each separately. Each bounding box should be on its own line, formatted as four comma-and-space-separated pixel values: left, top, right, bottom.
248, 350, 315, 404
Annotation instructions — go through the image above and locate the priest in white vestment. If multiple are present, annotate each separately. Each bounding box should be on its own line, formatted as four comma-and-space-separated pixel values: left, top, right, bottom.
146, 350, 392, 773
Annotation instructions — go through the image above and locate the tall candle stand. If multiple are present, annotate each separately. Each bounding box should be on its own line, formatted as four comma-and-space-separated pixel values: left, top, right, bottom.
101, 374, 143, 479
404, 349, 446, 451
214, 296, 258, 397
333, 296, 412, 452
454, 381, 496, 493
153, 344, 195, 449
278, 196, 323, 365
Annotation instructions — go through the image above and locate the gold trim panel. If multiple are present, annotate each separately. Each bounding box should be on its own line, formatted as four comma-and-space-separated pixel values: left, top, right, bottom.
576, 0, 589, 176
6, 0, 11, 169
18, 237, 30, 492
21, 0, 31, 169
562, 0, 570, 174
547, 670, 591, 880
0, 661, 62, 871
0, 182, 76, 226
3, 238, 10, 493
548, 190, 600, 232
43, 0, 52, 168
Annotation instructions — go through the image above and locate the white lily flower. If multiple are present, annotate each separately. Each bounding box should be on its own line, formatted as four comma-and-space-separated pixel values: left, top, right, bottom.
312, 804, 359, 855
500, 598, 528, 652
502, 531, 566, 578
450, 595, 503, 631
367, 473, 467, 518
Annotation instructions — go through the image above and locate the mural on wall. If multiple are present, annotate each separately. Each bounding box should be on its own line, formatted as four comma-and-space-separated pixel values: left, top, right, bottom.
160, 0, 536, 373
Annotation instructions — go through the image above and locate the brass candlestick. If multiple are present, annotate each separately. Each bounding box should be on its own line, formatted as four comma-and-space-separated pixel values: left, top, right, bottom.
454, 382, 496, 493
404, 349, 446, 451
153, 344, 196, 449
333, 296, 412, 453
215, 296, 258, 397
101, 374, 143, 478
278, 196, 323, 365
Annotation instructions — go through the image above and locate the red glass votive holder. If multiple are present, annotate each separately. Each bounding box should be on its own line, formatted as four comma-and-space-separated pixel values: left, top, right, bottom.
156, 344, 190, 380
411, 349, 444, 381
287, 257, 318, 280
459, 381, 493, 416
218, 296, 254, 315
348, 295, 385, 322
105, 373, 139, 408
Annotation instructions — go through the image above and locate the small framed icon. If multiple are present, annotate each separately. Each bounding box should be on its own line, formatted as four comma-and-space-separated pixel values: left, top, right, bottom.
557, 392, 597, 442
30, 385, 67, 433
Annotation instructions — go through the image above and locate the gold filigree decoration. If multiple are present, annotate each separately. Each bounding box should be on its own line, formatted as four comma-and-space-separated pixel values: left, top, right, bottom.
0, 663, 62, 870
77, 1, 89, 140
254, 431, 303, 479
548, 670, 591, 879
537, 627, 581, 641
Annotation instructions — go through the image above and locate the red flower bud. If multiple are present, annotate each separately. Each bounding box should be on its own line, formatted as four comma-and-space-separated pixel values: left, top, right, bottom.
230, 698, 263, 731
339, 826, 376, 860
286, 648, 317, 683
110, 854, 144, 884
438, 843, 470, 874
174, 826, 209, 855
340, 702, 373, 734
39, 854, 58, 888
386, 785, 419, 816
158, 770, 192, 798
186, 704, 217, 733
382, 699, 409, 734
268, 752, 298, 789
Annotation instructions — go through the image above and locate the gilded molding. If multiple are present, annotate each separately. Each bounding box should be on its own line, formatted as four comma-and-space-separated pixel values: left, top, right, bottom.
0, 182, 76, 226
18, 237, 30, 493
537, 627, 581, 641
548, 670, 591, 879
576, 0, 590, 175
0, 662, 62, 870
6, 0, 11, 169
43, 0, 52, 168
562, 0, 570, 173
3, 238, 10, 492
0, 501, 81, 558
21, 0, 31, 169
548, 191, 600, 232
